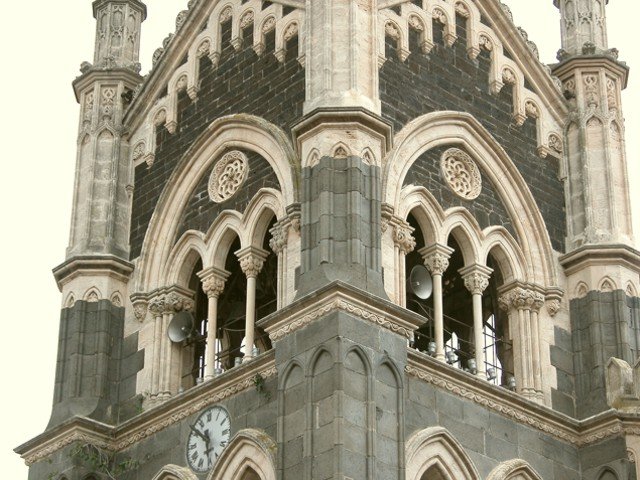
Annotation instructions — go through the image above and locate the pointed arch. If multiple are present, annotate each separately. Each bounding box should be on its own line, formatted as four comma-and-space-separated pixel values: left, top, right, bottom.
487, 459, 543, 480
152, 464, 198, 480
244, 188, 286, 249
405, 427, 480, 480
165, 231, 207, 287
206, 429, 277, 480
481, 227, 526, 284
443, 213, 483, 267
599, 276, 617, 293
83, 286, 102, 303
133, 114, 297, 293
385, 111, 559, 288
574, 281, 589, 299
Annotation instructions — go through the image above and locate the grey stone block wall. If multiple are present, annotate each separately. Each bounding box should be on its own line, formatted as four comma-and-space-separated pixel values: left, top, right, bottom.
298, 156, 385, 298
274, 310, 408, 479
571, 290, 637, 419
48, 300, 139, 429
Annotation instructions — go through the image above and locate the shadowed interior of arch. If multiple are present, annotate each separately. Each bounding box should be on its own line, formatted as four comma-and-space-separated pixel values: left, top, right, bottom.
421, 465, 447, 480
406, 212, 512, 385
241, 466, 261, 480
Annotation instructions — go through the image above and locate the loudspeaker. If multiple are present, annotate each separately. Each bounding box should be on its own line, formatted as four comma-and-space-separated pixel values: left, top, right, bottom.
407, 265, 433, 300
167, 311, 195, 343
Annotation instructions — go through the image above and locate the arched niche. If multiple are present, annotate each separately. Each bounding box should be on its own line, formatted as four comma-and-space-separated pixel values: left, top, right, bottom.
405, 427, 480, 480
486, 459, 543, 480
207, 429, 277, 480
151, 464, 198, 480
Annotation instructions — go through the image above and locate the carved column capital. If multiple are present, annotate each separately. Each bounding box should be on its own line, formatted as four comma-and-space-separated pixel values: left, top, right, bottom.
198, 267, 230, 299
392, 223, 416, 255
459, 264, 493, 295
269, 221, 290, 255
499, 286, 545, 313
419, 244, 455, 276
236, 246, 269, 279
148, 294, 166, 316
165, 291, 194, 313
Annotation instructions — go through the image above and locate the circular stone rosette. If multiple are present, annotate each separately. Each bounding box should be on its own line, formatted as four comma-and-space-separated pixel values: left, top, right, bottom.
440, 148, 482, 200
208, 150, 249, 203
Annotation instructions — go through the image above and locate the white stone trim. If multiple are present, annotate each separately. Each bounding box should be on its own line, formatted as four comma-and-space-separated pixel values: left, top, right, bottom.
486, 459, 543, 480
206, 429, 277, 480
152, 465, 198, 480
128, 0, 304, 155
405, 427, 481, 480
385, 111, 559, 289
132, 115, 297, 295
377, 1, 564, 153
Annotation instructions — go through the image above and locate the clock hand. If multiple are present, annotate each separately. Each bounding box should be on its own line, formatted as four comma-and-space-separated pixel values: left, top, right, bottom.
189, 424, 210, 443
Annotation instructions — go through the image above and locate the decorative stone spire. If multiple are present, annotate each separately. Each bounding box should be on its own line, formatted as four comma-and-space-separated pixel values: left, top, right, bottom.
64, 1, 146, 260
554, 0, 609, 59
92, 0, 146, 71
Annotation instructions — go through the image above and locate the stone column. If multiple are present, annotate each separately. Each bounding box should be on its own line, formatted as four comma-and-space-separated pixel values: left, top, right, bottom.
392, 222, 416, 307
147, 294, 166, 400
499, 286, 545, 402
270, 220, 290, 309
419, 244, 454, 362
199, 268, 229, 380
460, 264, 493, 379
237, 247, 269, 361
161, 292, 194, 398
305, 0, 381, 113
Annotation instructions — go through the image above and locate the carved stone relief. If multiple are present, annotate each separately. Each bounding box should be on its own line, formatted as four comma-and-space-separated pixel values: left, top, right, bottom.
440, 148, 482, 200
208, 151, 249, 203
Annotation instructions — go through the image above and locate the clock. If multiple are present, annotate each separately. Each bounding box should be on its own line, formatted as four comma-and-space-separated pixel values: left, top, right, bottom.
186, 406, 231, 473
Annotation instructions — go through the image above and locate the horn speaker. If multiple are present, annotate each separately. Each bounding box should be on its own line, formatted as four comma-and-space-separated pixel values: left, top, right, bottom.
167, 311, 195, 343
407, 265, 433, 300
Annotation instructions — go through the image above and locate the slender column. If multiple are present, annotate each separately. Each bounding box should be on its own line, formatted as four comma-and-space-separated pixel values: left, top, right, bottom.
392, 222, 416, 307
161, 293, 194, 398
199, 268, 229, 380
148, 294, 165, 399
460, 264, 493, 379
499, 286, 546, 402
269, 220, 290, 309
419, 244, 454, 362
237, 247, 269, 361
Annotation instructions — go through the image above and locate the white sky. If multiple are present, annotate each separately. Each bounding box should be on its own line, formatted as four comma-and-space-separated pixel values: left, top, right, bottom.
1, 2, 638, 478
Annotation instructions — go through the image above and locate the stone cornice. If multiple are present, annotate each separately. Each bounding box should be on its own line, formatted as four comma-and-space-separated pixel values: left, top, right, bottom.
15, 352, 277, 466
258, 281, 424, 341
292, 108, 394, 158
552, 55, 630, 88
72, 68, 144, 102
53, 255, 134, 291
559, 244, 640, 276
406, 349, 640, 447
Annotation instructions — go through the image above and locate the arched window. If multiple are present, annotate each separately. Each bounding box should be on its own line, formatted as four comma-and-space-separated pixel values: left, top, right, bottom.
406, 212, 513, 387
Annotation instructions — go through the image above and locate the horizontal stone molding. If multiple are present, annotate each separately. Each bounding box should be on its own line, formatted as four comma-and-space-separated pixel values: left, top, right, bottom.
406, 350, 639, 447
259, 282, 424, 341
16, 353, 277, 466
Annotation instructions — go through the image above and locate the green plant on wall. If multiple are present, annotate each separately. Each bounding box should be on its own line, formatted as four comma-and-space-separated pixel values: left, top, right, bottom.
70, 443, 139, 480
253, 373, 272, 401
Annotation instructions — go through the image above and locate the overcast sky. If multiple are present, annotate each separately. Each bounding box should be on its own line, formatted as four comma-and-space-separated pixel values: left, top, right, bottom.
1, 2, 637, 478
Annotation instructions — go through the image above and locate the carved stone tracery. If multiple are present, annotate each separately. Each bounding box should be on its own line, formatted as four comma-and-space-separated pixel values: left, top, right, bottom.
393, 224, 416, 255
208, 150, 249, 203
440, 148, 482, 200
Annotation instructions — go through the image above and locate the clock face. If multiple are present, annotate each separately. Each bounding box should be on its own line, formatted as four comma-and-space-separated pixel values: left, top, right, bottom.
186, 406, 231, 473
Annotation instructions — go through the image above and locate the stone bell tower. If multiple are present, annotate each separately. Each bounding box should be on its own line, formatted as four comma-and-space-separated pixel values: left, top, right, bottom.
553, 0, 640, 419
48, 0, 146, 428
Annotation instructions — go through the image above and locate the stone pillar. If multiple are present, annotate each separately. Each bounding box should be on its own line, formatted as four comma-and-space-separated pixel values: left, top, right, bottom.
161, 292, 194, 398
237, 247, 269, 361
553, 0, 633, 249
199, 268, 229, 380
392, 222, 416, 307
420, 244, 454, 362
460, 264, 493, 379
554, 0, 608, 57
148, 294, 165, 400
270, 219, 291, 309
304, 0, 381, 113
499, 286, 545, 402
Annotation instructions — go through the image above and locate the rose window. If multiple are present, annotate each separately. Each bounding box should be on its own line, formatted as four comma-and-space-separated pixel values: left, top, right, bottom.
208, 150, 249, 203
440, 148, 482, 200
